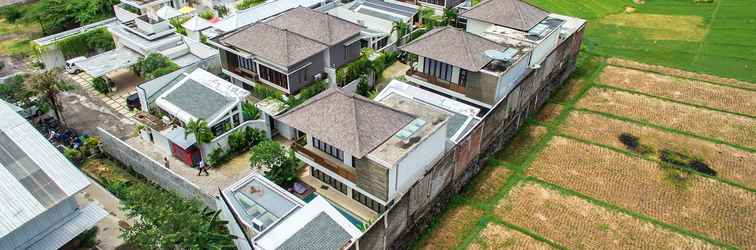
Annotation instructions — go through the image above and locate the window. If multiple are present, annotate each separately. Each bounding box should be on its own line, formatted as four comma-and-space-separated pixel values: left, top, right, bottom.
459, 68, 467, 86
373, 37, 388, 50
311, 167, 348, 194
237, 56, 256, 72
312, 137, 344, 161
418, 0, 443, 6
352, 190, 385, 213
258, 64, 288, 90
423, 57, 453, 82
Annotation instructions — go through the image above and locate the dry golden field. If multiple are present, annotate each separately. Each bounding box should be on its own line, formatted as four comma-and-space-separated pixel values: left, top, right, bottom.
598, 66, 756, 116
534, 103, 563, 124
495, 126, 548, 165
494, 183, 721, 250
606, 58, 756, 91
465, 166, 512, 202
419, 205, 485, 250
467, 223, 553, 250
527, 137, 756, 248
561, 111, 756, 189
576, 88, 756, 148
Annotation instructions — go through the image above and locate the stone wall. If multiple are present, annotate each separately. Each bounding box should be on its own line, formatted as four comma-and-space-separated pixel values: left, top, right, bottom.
350, 24, 586, 250
97, 127, 216, 208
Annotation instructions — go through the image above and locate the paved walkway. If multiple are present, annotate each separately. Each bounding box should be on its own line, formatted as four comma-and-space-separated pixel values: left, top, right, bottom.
68, 72, 136, 120
125, 137, 254, 196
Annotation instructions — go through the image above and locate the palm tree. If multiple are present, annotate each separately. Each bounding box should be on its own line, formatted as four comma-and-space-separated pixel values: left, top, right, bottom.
185, 118, 214, 145
391, 21, 410, 46
27, 69, 73, 125
184, 119, 214, 161
418, 7, 435, 28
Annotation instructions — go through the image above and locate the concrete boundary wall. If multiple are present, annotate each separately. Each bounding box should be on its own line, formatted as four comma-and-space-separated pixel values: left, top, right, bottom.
350, 24, 586, 250
97, 127, 216, 208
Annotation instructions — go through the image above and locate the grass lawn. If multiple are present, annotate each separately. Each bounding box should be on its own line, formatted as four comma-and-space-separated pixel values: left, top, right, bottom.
0, 18, 41, 57
526, 0, 756, 83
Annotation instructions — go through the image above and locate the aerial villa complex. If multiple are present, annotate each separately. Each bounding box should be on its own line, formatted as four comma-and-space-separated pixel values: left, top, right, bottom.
17, 0, 585, 248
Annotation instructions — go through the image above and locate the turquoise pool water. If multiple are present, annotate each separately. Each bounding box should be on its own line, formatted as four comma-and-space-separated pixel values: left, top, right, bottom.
304, 193, 364, 229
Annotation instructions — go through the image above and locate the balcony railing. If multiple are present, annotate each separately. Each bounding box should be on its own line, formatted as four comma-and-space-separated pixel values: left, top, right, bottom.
227, 65, 259, 82
406, 69, 466, 94
293, 143, 357, 182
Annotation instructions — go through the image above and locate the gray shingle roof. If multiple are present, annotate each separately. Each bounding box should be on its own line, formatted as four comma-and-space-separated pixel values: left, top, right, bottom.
400, 27, 507, 71
162, 79, 233, 120
461, 0, 549, 31
220, 22, 328, 67
276, 212, 351, 250
277, 88, 414, 157
267, 7, 363, 46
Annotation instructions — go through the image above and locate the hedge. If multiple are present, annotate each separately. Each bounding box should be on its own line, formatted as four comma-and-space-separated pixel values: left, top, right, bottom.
55, 28, 115, 59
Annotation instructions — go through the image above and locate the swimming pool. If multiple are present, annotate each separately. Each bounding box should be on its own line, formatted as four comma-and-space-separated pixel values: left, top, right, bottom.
304, 193, 364, 229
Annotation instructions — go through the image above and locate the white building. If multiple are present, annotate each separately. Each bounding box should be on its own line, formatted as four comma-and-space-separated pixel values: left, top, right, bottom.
0, 100, 108, 250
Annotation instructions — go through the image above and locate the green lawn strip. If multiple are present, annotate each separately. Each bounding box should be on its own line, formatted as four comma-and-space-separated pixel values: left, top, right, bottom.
557, 133, 756, 194
691, 0, 724, 66
575, 108, 756, 153
605, 63, 756, 92
593, 84, 756, 119
524, 178, 738, 250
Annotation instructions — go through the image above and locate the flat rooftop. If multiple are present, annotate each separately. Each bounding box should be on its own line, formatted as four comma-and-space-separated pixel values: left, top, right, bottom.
369, 93, 449, 167
226, 177, 301, 232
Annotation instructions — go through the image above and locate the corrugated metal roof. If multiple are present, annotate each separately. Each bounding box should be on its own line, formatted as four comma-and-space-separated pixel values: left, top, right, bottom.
0, 101, 90, 237
25, 203, 108, 250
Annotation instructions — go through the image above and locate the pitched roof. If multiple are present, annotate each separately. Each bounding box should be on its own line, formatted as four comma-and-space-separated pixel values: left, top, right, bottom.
277, 212, 352, 250
461, 0, 549, 31
277, 88, 414, 157
266, 6, 363, 46
219, 22, 328, 67
400, 27, 507, 71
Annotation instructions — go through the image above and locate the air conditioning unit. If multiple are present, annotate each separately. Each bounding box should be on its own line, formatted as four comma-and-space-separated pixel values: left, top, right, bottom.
251, 218, 264, 231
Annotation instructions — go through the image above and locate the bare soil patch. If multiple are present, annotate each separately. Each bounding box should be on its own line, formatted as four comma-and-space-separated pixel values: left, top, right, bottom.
535, 103, 563, 124
467, 223, 552, 250
494, 183, 720, 250
420, 205, 485, 250
576, 88, 756, 148
561, 111, 756, 189
599, 66, 756, 116
527, 137, 756, 248
495, 126, 548, 165
464, 166, 511, 202
599, 14, 705, 42
607, 58, 756, 91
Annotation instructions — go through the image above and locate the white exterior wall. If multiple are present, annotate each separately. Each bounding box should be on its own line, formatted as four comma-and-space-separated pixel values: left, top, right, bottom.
389, 123, 447, 200
415, 56, 424, 71
39, 45, 66, 69
450, 66, 460, 84
464, 19, 493, 37
494, 53, 530, 102
530, 27, 560, 67
0, 198, 77, 250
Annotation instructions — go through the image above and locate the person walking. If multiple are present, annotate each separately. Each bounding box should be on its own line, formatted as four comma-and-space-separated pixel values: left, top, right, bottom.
197, 160, 209, 176
163, 157, 170, 169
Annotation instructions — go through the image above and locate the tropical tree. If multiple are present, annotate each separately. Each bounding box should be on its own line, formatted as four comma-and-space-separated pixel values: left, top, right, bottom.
391, 21, 410, 46
418, 7, 436, 28
27, 69, 73, 124
442, 8, 457, 27
120, 183, 236, 249
249, 141, 299, 186
241, 101, 260, 120
184, 119, 214, 160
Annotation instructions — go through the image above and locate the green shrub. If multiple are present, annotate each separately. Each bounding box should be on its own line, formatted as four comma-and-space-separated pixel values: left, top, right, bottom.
0, 61, 4, 71
337, 54, 372, 86
131, 53, 179, 80
241, 101, 260, 120
214, 5, 229, 17
356, 75, 371, 97
236, 0, 265, 10
252, 84, 283, 100
64, 147, 83, 163
207, 147, 227, 167
92, 77, 111, 94
249, 141, 300, 186
199, 9, 214, 20
55, 28, 115, 59
0, 6, 24, 23
244, 127, 266, 146
228, 129, 247, 153
170, 16, 190, 36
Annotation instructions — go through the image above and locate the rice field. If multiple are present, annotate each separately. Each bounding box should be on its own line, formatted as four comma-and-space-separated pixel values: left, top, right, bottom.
598, 66, 756, 116
494, 182, 722, 250
561, 111, 756, 189
576, 88, 756, 148
528, 137, 756, 248
415, 0, 756, 247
